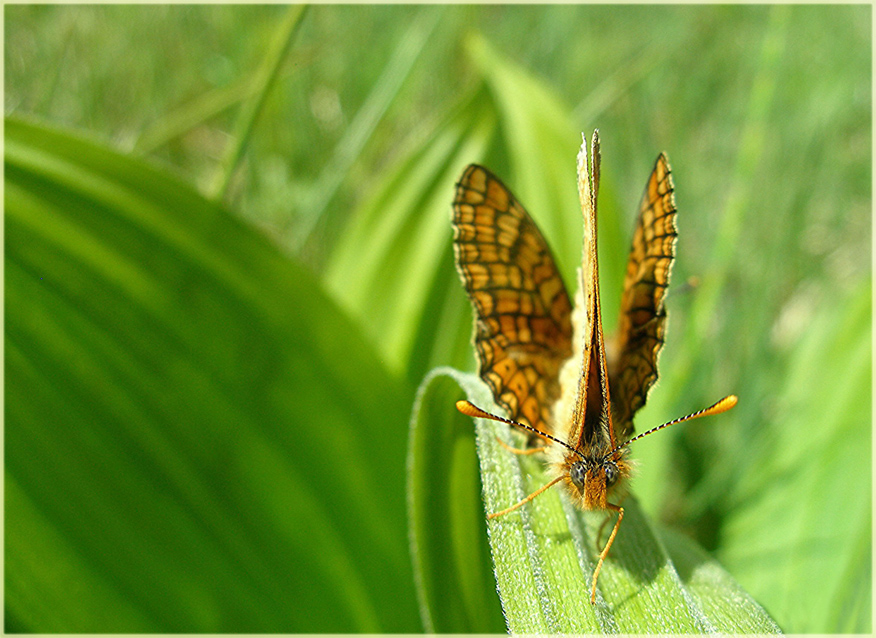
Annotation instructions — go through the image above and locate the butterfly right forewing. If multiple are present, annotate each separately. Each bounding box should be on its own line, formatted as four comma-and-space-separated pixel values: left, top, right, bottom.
609, 154, 678, 439
452, 165, 573, 436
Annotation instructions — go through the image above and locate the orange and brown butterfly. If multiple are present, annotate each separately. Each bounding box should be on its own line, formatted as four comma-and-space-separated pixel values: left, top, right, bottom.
451, 130, 737, 604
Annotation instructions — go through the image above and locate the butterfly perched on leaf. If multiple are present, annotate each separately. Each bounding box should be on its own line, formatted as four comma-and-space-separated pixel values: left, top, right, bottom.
452, 130, 736, 604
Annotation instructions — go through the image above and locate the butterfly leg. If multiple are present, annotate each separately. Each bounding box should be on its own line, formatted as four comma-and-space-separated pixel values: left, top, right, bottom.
596, 513, 611, 548
495, 436, 548, 456
590, 503, 623, 605
596, 494, 628, 546
487, 475, 564, 520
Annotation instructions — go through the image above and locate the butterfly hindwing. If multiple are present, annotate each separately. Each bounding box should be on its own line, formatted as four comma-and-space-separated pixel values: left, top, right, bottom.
452, 165, 573, 436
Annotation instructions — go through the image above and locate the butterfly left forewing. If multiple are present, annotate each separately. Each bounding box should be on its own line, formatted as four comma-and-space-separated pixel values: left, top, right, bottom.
452, 165, 573, 438
609, 154, 678, 440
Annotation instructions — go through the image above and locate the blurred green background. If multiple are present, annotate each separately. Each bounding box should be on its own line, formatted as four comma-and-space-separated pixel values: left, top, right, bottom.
5, 4, 870, 633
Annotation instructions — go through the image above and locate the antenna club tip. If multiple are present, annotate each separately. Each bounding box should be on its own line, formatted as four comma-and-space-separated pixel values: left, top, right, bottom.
709, 394, 738, 415
456, 400, 480, 417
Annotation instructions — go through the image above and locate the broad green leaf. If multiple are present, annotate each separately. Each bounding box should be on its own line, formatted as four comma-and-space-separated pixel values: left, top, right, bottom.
5, 117, 420, 632
420, 370, 782, 633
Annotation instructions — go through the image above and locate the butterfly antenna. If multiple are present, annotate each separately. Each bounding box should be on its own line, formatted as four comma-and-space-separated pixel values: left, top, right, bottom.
455, 400, 582, 459
608, 395, 738, 457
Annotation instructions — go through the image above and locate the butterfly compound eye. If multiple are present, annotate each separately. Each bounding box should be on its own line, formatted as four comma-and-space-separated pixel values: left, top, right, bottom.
603, 462, 618, 487
570, 461, 587, 491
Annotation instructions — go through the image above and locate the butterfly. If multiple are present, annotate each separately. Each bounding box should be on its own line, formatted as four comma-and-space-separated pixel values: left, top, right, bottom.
452, 130, 737, 604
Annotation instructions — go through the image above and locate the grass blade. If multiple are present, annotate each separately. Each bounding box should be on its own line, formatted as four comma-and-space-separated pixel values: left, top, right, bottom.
211, 5, 307, 202
292, 5, 445, 250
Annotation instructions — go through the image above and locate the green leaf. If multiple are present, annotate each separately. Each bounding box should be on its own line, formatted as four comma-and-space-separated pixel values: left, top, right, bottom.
324, 86, 498, 380
718, 278, 872, 633
294, 5, 446, 249
407, 368, 505, 633
465, 31, 629, 317
419, 370, 782, 633
5, 116, 421, 632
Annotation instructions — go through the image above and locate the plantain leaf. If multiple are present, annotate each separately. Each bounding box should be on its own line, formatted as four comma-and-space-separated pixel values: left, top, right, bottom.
416, 369, 782, 633
5, 116, 420, 633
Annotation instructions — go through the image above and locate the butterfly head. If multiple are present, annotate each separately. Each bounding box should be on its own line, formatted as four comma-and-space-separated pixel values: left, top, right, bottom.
562, 447, 632, 510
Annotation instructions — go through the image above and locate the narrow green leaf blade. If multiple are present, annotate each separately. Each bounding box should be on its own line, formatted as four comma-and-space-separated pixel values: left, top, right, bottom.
408, 368, 505, 632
